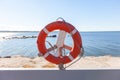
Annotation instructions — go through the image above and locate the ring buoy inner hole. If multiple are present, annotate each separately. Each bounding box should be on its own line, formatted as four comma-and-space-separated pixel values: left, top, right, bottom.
45, 30, 74, 57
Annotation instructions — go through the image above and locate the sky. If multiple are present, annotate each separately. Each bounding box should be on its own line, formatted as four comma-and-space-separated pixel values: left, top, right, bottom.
0, 0, 120, 31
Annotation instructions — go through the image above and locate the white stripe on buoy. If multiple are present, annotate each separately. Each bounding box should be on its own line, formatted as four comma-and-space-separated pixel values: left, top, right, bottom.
68, 54, 74, 61
43, 28, 49, 34
70, 29, 77, 35
44, 52, 49, 58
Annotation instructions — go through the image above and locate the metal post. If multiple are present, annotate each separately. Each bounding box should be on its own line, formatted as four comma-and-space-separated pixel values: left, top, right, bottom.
58, 63, 65, 70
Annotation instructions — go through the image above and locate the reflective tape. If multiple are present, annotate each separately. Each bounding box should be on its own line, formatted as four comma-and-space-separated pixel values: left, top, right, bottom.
43, 28, 49, 34
70, 29, 77, 35
68, 54, 74, 61
44, 52, 49, 58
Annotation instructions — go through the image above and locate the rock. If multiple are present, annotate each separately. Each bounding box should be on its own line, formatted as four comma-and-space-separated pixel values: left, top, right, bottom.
4, 56, 11, 58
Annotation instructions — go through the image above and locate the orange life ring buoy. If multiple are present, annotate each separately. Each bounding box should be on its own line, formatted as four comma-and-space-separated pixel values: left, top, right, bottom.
37, 21, 82, 64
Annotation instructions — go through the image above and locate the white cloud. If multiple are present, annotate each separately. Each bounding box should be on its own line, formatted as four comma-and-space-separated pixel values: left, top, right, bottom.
0, 25, 42, 31
76, 25, 120, 32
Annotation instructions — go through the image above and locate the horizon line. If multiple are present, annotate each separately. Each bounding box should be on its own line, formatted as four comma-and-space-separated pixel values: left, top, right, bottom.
0, 30, 120, 32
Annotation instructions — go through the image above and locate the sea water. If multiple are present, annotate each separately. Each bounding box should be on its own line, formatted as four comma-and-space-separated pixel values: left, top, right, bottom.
0, 31, 120, 57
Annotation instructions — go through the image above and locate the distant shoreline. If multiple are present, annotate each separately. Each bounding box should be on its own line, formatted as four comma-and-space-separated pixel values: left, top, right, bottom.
0, 31, 38, 33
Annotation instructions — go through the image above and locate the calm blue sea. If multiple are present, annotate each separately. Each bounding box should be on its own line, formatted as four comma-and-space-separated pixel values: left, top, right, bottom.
0, 31, 120, 57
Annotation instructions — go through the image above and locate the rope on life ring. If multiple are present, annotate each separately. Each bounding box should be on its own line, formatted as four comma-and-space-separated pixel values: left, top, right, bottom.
37, 18, 83, 64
